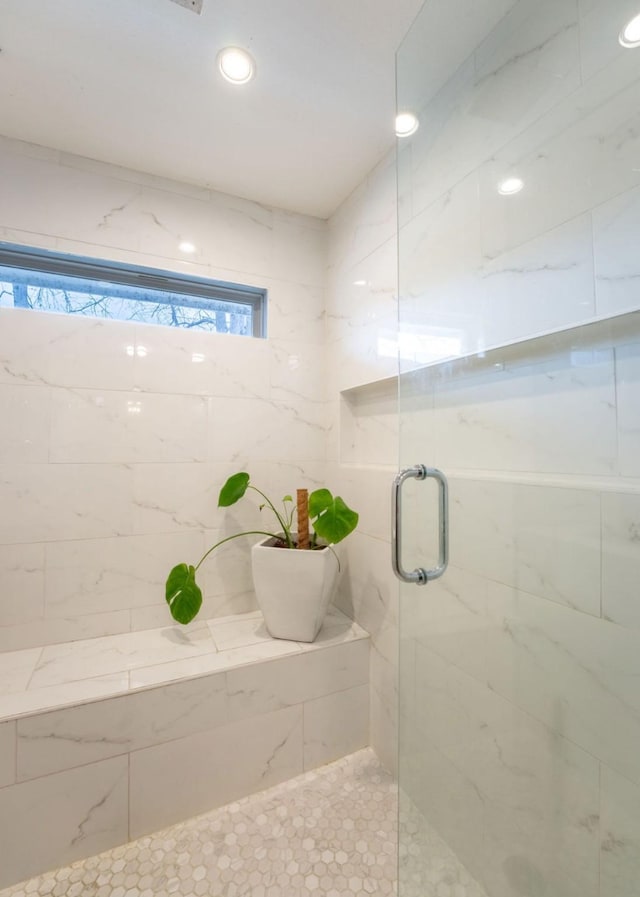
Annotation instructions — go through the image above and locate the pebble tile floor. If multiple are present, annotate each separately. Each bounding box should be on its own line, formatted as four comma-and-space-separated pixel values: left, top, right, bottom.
0, 749, 485, 897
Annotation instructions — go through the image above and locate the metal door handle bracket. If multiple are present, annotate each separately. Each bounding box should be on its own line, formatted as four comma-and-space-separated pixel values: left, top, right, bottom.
391, 464, 449, 585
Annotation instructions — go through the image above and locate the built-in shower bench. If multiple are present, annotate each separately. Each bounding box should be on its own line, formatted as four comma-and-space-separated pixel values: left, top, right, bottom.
0, 608, 370, 890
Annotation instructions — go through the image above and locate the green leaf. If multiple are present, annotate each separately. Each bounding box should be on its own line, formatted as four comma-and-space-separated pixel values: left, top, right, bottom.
165, 563, 203, 625
309, 490, 359, 545
308, 488, 332, 518
283, 495, 293, 503
218, 472, 250, 507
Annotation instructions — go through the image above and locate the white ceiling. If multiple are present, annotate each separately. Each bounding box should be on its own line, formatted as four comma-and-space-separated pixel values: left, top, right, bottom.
0, 0, 424, 218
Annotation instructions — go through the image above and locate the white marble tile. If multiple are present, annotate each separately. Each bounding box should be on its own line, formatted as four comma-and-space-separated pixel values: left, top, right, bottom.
207, 611, 269, 651
131, 461, 217, 534
600, 764, 640, 897
0, 544, 45, 627
327, 152, 397, 277
341, 390, 398, 467
129, 638, 303, 689
44, 531, 204, 619
481, 720, 600, 897
328, 330, 399, 395
49, 388, 208, 463
1, 151, 278, 279
303, 683, 369, 770
370, 635, 398, 757
263, 278, 325, 345
602, 491, 640, 628
207, 395, 328, 464
304, 617, 367, 649
431, 350, 617, 476
407, 0, 581, 225
403, 563, 488, 682
131, 588, 256, 632
578, 0, 640, 81
410, 645, 600, 897
129, 705, 303, 838
269, 340, 326, 405
474, 0, 580, 112
0, 384, 50, 463
0, 463, 133, 544
344, 537, 385, 613
593, 185, 640, 318
370, 684, 397, 778
486, 581, 640, 785
16, 673, 228, 780
131, 323, 271, 399
0, 648, 40, 697
400, 57, 478, 224
30, 623, 215, 689
0, 756, 129, 890
272, 215, 326, 287
194, 586, 257, 623
479, 70, 640, 261
0, 674, 129, 724
326, 464, 395, 544
226, 639, 369, 721
399, 173, 485, 365
479, 214, 596, 349
0, 610, 131, 653
0, 720, 16, 787
615, 343, 640, 477
450, 478, 602, 615
0, 307, 136, 391
400, 738, 487, 886
326, 236, 397, 346
0, 305, 50, 390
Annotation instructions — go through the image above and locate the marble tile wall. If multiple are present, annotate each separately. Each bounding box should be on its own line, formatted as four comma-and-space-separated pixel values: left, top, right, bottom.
0, 135, 328, 651
326, 152, 400, 775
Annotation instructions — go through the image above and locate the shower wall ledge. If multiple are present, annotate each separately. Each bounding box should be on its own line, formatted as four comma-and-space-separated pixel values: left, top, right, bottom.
0, 608, 369, 889
0, 606, 366, 722
342, 307, 640, 402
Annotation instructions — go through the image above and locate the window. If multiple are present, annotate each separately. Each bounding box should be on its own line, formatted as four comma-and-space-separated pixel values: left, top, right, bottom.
0, 243, 266, 337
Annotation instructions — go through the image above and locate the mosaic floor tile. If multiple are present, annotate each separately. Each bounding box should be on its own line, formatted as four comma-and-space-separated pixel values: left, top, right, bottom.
399, 797, 489, 897
1, 749, 486, 897
0, 750, 397, 897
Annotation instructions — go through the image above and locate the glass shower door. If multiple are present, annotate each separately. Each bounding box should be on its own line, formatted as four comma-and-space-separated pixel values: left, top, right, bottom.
396, 1, 640, 896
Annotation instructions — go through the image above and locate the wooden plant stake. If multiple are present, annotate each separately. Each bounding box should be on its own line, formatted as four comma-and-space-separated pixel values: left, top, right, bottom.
297, 488, 310, 549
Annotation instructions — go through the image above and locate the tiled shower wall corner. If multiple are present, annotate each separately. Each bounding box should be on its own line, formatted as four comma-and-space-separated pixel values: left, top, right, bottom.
325, 0, 640, 788
0, 135, 328, 652
326, 152, 400, 776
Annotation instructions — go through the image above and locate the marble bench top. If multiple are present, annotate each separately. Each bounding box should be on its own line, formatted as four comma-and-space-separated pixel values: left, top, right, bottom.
0, 607, 368, 723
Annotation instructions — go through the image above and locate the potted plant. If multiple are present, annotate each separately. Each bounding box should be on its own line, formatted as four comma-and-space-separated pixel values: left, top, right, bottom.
166, 472, 358, 642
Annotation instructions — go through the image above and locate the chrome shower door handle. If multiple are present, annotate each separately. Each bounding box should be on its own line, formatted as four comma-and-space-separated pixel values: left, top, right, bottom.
391, 464, 449, 585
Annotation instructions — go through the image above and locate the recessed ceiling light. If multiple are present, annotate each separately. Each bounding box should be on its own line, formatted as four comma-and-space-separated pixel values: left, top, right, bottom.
217, 47, 256, 84
179, 241, 196, 254
353, 279, 367, 287
497, 176, 525, 196
395, 112, 419, 138
619, 12, 640, 47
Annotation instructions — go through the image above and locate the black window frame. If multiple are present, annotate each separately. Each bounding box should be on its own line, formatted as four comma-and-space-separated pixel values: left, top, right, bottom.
0, 242, 267, 338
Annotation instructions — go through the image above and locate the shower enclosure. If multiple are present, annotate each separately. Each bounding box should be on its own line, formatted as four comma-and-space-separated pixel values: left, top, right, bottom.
396, 1, 640, 895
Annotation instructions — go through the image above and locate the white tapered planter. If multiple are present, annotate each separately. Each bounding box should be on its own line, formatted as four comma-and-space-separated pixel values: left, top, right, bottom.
251, 536, 342, 642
